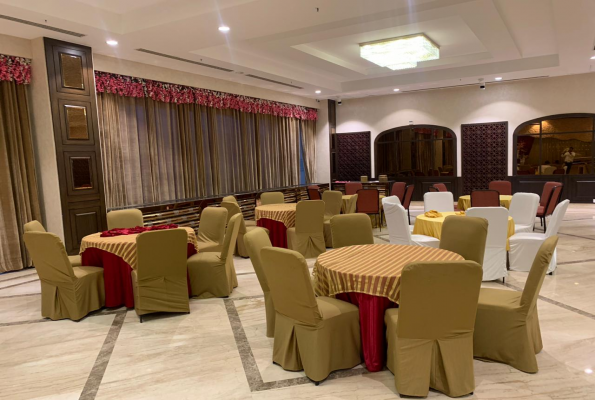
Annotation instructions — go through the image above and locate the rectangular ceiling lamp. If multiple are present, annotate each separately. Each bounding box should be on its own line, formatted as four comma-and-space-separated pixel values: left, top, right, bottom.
360, 34, 439, 70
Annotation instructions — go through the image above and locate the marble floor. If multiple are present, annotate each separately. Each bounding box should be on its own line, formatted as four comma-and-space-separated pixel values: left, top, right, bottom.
1, 202, 595, 399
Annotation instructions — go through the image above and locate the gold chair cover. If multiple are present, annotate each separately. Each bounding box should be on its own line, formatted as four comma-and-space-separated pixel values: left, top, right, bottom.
385, 260, 482, 397
187, 214, 241, 298
329, 214, 374, 248
196, 207, 227, 252
260, 192, 284, 205
439, 216, 488, 265
220, 201, 268, 258
473, 236, 559, 373
322, 191, 342, 247
287, 200, 326, 258
132, 229, 190, 319
23, 232, 105, 321
261, 247, 361, 383
24, 220, 82, 266
244, 228, 275, 337
106, 208, 144, 230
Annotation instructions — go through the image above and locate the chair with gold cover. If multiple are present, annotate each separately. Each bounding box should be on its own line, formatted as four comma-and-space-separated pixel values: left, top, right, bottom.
473, 236, 558, 373
23, 231, 105, 321
261, 247, 361, 384
261, 192, 285, 205
322, 190, 342, 247
244, 228, 275, 337
195, 207, 227, 252
439, 216, 488, 265
287, 200, 325, 258
220, 201, 266, 258
24, 220, 82, 267
106, 208, 144, 230
385, 260, 482, 397
329, 214, 374, 248
133, 228, 190, 322
187, 214, 241, 298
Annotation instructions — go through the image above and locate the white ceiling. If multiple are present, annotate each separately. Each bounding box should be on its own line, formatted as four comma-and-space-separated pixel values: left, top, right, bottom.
0, 0, 594, 100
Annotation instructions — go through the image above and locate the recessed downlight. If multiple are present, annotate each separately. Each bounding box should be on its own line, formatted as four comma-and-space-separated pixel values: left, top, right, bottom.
393, 88, 400, 92
495, 77, 503, 81
585, 368, 593, 374
591, 55, 595, 60
106, 40, 118, 46
218, 26, 230, 32
315, 90, 321, 94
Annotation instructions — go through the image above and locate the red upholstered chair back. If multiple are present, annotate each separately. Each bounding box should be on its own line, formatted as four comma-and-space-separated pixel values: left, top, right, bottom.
544, 185, 563, 217
345, 182, 363, 195
428, 186, 438, 192
402, 185, 414, 209
517, 170, 531, 175
433, 183, 448, 192
428, 169, 440, 176
391, 182, 406, 202
356, 189, 379, 213
540, 182, 559, 207
488, 180, 511, 196
307, 185, 321, 200
471, 190, 500, 207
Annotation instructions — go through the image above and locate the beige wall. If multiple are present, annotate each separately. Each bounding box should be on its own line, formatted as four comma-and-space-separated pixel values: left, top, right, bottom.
336, 73, 595, 176
0, 33, 32, 58
315, 100, 330, 184
93, 54, 319, 109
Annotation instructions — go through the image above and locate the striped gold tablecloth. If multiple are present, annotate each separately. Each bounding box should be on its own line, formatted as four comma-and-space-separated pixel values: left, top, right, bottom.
79, 227, 198, 270
457, 195, 513, 211
341, 195, 358, 214
255, 203, 297, 228
314, 244, 464, 303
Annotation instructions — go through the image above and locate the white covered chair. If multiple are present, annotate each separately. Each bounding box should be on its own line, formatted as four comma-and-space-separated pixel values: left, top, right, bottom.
466, 207, 509, 281
509, 193, 540, 233
509, 200, 569, 274
424, 192, 455, 213
383, 196, 440, 248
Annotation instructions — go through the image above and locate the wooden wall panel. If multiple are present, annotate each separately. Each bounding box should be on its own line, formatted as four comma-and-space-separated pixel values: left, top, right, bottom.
333, 131, 371, 181
44, 38, 107, 254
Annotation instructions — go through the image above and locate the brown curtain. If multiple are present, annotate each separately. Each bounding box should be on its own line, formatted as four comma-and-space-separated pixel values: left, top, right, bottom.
97, 92, 315, 209
0, 81, 41, 272
300, 119, 316, 183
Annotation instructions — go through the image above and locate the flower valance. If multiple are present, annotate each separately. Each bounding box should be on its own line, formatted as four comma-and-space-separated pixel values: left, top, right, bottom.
0, 55, 31, 85
95, 71, 317, 121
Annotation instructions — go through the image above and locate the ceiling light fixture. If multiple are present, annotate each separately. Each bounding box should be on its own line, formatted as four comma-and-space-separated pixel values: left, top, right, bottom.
495, 77, 503, 81
218, 26, 230, 32
393, 88, 400, 92
585, 368, 593, 374
591, 55, 595, 60
360, 34, 439, 71
315, 90, 321, 94
106, 40, 118, 46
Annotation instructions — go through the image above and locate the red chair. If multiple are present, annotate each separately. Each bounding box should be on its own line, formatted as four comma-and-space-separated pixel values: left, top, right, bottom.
345, 182, 363, 195
307, 185, 321, 200
428, 169, 440, 176
356, 189, 382, 231
470, 190, 500, 207
433, 183, 448, 192
488, 180, 512, 196
517, 170, 531, 175
537, 184, 563, 231
391, 182, 406, 203
403, 184, 415, 224
553, 168, 565, 175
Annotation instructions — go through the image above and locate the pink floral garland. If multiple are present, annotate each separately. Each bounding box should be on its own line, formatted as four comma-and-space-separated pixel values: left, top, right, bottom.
0, 54, 31, 85
95, 71, 317, 121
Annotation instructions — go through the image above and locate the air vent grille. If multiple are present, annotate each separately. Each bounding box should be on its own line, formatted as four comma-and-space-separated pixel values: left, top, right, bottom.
136, 49, 234, 72
0, 15, 86, 37
245, 74, 303, 89
401, 75, 549, 94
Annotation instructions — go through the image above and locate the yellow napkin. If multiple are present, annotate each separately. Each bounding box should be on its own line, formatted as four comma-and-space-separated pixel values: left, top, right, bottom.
455, 211, 466, 216
424, 210, 442, 218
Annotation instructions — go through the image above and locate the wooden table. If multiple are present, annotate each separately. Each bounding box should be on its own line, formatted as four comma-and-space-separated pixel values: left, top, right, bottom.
457, 195, 513, 211
314, 244, 463, 372
255, 203, 297, 248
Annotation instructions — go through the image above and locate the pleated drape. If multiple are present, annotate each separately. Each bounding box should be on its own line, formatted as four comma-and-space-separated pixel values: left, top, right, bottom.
0, 81, 41, 272
97, 93, 315, 209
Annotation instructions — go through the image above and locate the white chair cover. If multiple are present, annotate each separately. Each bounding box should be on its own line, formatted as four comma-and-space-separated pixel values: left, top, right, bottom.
509, 193, 539, 233
509, 200, 569, 273
466, 207, 509, 281
424, 192, 455, 213
383, 197, 439, 248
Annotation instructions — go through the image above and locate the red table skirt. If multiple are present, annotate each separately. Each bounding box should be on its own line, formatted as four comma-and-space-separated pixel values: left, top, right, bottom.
336, 292, 397, 372
81, 243, 196, 308
257, 218, 289, 248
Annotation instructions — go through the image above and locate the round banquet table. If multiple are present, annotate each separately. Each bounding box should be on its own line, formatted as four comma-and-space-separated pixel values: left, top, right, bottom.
457, 195, 513, 211
413, 211, 515, 249
314, 243, 464, 372
255, 203, 297, 248
80, 227, 199, 308
341, 195, 358, 214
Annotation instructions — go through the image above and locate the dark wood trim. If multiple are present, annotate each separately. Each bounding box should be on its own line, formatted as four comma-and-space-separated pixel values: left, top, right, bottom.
44, 38, 107, 254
